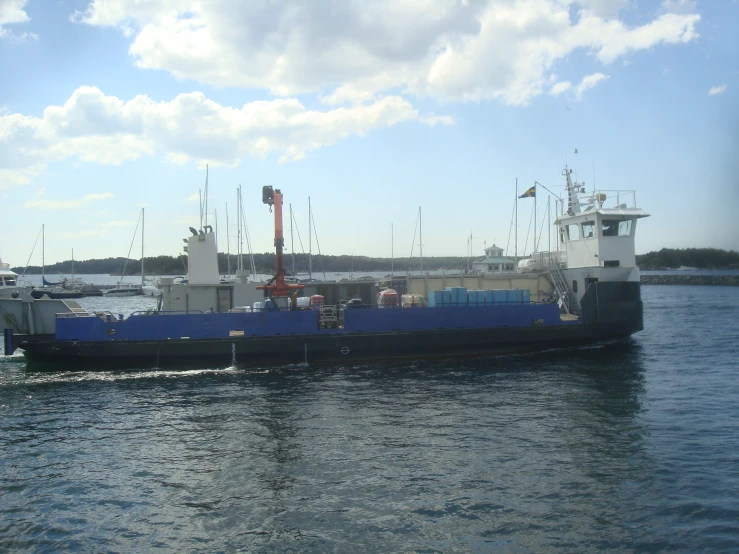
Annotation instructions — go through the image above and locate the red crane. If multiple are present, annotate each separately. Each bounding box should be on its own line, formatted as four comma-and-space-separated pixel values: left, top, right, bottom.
257, 186, 304, 300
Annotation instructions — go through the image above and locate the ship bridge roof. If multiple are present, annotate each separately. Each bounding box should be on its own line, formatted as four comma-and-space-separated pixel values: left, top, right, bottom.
555, 207, 650, 225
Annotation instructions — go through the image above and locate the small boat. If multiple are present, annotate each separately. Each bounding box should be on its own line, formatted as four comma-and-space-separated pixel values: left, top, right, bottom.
31, 287, 84, 300
141, 284, 160, 297
102, 285, 141, 297
0, 258, 32, 298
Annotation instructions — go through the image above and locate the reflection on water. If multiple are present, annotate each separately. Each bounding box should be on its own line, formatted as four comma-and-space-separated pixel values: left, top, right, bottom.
1, 286, 738, 551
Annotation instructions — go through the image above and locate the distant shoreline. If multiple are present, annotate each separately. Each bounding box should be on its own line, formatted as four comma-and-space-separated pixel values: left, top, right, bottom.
641, 274, 739, 286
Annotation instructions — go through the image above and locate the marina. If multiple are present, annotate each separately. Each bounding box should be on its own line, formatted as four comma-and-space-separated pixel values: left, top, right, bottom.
1, 1, 735, 551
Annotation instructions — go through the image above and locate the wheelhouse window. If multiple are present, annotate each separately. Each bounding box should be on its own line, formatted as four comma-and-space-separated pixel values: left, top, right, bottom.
4, 277, 16, 286
582, 221, 595, 238
618, 220, 633, 236
602, 219, 633, 237
567, 224, 580, 241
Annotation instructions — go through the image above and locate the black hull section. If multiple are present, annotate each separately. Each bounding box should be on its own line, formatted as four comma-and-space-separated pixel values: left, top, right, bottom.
17, 320, 638, 369
30, 289, 85, 300
14, 281, 644, 369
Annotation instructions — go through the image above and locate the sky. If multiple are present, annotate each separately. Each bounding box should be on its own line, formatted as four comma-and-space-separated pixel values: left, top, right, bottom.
0, 0, 737, 266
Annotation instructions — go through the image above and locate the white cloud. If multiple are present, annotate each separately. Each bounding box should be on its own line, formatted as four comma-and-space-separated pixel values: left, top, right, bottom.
0, 164, 45, 188
549, 81, 572, 96
578, 0, 632, 18
575, 72, 609, 99
0, 0, 35, 40
24, 191, 114, 210
184, 193, 199, 202
70, 0, 701, 106
708, 84, 727, 96
0, 0, 29, 26
419, 114, 455, 127
0, 86, 445, 186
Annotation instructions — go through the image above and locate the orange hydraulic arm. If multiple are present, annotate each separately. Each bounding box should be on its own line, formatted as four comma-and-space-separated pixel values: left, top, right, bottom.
257, 186, 304, 298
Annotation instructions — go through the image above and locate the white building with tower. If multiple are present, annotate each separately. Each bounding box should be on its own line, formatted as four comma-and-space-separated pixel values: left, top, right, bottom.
471, 245, 516, 274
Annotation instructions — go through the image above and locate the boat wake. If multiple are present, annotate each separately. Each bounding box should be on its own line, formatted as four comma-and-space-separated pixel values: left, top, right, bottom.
18, 365, 246, 385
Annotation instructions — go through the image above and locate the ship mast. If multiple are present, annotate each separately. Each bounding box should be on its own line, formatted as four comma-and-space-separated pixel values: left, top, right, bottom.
141, 207, 145, 288
290, 203, 295, 275
564, 167, 582, 215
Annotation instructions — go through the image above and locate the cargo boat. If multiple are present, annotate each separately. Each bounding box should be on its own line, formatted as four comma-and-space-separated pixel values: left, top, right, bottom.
4, 169, 649, 368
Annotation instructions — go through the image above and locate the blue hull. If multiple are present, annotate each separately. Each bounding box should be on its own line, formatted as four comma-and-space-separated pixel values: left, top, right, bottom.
10, 282, 644, 369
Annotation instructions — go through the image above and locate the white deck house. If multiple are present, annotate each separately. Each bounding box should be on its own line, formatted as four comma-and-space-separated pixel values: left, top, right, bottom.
471, 245, 516, 274
554, 168, 649, 305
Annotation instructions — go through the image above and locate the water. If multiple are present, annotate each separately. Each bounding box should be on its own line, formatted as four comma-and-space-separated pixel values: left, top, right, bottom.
1, 286, 738, 552
641, 269, 739, 277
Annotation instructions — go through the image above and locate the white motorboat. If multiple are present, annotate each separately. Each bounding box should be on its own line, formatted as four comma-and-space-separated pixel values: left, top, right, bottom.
141, 278, 160, 297
102, 284, 141, 297
0, 258, 31, 298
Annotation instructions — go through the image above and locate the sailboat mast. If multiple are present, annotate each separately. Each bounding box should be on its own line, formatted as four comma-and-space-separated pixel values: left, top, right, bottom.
419, 207, 423, 272
141, 207, 145, 288
308, 196, 312, 279
290, 203, 295, 275
548, 196, 551, 254
72, 248, 74, 282
214, 208, 218, 273
237, 187, 242, 271
226, 203, 231, 276
42, 224, 45, 278
534, 183, 538, 252
514, 178, 518, 269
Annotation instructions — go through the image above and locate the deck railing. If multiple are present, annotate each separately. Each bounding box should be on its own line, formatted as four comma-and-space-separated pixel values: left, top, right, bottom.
579, 189, 638, 210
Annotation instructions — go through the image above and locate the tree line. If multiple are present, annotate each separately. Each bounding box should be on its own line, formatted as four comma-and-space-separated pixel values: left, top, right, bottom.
13, 253, 475, 276
635, 248, 739, 270
13, 248, 738, 275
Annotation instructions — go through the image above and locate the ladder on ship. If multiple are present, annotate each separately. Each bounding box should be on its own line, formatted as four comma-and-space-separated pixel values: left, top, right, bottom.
547, 260, 580, 316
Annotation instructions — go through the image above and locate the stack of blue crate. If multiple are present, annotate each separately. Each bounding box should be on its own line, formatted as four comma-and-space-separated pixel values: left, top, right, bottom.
467, 290, 487, 306
492, 290, 508, 304
427, 290, 452, 307
446, 287, 467, 306
505, 289, 531, 304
